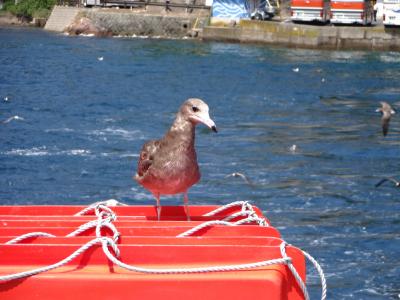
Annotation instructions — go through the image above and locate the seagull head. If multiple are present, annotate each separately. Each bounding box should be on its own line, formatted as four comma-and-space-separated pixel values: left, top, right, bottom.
181, 98, 217, 133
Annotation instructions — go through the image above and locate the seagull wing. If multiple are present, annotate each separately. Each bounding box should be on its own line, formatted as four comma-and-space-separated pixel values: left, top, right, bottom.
375, 177, 399, 187
375, 178, 389, 187
136, 140, 161, 178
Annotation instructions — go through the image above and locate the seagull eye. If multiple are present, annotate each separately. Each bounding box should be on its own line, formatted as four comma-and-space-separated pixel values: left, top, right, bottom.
192, 106, 199, 112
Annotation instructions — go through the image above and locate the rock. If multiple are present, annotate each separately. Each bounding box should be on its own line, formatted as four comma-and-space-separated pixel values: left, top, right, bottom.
66, 16, 112, 37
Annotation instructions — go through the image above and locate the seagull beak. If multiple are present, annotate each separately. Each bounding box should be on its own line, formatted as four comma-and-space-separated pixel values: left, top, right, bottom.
202, 117, 218, 133
191, 113, 218, 133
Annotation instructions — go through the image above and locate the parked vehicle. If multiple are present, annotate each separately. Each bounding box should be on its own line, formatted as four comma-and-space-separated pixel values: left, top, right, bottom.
251, 0, 276, 20
291, 0, 330, 23
383, 0, 400, 26
330, 0, 374, 24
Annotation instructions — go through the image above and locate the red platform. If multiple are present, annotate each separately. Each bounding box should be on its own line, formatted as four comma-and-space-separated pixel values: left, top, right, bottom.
0, 204, 307, 300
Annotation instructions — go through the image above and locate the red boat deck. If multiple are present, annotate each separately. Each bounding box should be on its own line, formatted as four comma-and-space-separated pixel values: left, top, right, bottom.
0, 202, 311, 300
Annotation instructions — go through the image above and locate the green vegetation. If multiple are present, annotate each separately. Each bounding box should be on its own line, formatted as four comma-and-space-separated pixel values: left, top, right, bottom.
2, 0, 56, 20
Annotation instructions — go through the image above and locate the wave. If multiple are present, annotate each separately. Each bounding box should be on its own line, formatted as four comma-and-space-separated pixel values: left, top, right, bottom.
379, 52, 400, 63
1, 146, 140, 158
2, 146, 91, 157
46, 127, 145, 141
86, 127, 144, 141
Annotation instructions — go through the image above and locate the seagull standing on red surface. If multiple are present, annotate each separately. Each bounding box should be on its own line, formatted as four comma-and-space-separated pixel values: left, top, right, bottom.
134, 98, 217, 221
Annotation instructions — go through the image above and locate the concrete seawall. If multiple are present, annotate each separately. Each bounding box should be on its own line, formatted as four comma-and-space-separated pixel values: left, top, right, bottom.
82, 9, 207, 37
44, 4, 209, 38
202, 20, 400, 51
44, 6, 400, 50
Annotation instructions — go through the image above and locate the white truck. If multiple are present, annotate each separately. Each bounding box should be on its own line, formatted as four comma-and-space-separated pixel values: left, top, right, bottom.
383, 0, 400, 26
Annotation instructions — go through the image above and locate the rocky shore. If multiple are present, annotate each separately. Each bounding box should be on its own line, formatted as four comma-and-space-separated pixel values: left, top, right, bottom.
0, 12, 26, 26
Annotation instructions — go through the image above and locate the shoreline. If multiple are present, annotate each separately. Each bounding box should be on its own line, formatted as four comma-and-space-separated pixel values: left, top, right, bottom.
2, 7, 400, 51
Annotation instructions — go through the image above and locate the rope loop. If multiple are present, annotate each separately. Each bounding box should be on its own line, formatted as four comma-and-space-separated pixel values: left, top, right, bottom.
202, 201, 268, 227
280, 242, 310, 300
74, 199, 126, 216
202, 201, 249, 217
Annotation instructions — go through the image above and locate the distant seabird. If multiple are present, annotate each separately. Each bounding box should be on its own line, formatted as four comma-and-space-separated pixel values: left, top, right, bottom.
97, 56, 104, 61
376, 101, 396, 136
375, 177, 400, 188
134, 98, 217, 220
225, 172, 254, 186
2, 115, 24, 124
292, 67, 299, 73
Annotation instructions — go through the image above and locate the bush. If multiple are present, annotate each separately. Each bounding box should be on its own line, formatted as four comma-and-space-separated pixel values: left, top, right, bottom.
32, 7, 51, 18
4, 0, 56, 19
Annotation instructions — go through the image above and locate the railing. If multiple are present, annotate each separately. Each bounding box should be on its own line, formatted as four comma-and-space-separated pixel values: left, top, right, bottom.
57, 0, 210, 10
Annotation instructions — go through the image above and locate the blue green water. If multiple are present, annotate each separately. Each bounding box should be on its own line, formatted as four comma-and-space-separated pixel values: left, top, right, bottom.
1, 26, 399, 299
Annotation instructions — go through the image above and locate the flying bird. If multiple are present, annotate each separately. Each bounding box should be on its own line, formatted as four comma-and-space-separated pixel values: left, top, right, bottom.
134, 98, 217, 221
225, 172, 254, 186
376, 102, 396, 136
2, 115, 24, 124
375, 177, 400, 188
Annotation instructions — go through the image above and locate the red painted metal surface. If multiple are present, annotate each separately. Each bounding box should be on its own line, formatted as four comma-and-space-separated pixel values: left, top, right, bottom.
0, 205, 306, 300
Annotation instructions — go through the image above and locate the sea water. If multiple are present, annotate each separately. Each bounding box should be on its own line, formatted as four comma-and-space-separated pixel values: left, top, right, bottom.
1, 26, 399, 299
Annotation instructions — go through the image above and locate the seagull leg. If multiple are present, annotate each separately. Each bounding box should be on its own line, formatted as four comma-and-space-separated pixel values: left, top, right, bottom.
154, 193, 161, 221
183, 191, 191, 221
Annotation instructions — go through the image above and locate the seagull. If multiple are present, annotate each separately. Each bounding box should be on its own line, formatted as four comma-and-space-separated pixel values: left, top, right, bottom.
292, 67, 299, 73
225, 172, 254, 186
97, 56, 104, 61
3, 96, 9, 102
134, 98, 217, 221
376, 101, 396, 136
2, 115, 24, 124
375, 177, 400, 188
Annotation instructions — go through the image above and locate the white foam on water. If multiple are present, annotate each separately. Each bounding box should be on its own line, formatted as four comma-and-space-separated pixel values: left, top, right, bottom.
379, 52, 400, 63
2, 146, 91, 157
87, 127, 144, 141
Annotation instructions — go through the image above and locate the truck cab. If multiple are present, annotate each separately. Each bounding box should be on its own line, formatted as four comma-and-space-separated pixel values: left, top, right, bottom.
291, 0, 330, 23
330, 0, 374, 24
383, 0, 400, 26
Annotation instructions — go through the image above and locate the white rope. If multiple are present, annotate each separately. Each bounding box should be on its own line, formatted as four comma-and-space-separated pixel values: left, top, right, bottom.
221, 210, 254, 222
1, 201, 327, 300
280, 242, 310, 300
302, 250, 327, 300
233, 216, 268, 226
101, 238, 292, 274
0, 237, 107, 281
5, 232, 56, 245
176, 220, 235, 238
177, 217, 266, 238
202, 201, 252, 217
66, 208, 119, 241
74, 200, 126, 216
